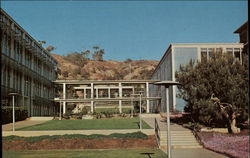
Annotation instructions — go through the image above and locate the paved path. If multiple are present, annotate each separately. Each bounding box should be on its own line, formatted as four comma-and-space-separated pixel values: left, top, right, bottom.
2, 119, 48, 131
142, 114, 228, 158
172, 148, 228, 158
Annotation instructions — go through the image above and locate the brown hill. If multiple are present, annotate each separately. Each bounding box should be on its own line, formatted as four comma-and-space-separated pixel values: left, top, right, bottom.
51, 54, 158, 80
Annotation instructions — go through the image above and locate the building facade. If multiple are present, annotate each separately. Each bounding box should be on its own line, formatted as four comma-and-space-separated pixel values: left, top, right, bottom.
150, 43, 244, 112
234, 21, 248, 55
1, 9, 58, 116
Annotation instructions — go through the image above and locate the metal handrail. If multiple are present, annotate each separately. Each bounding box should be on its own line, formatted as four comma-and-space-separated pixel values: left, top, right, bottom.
155, 118, 161, 147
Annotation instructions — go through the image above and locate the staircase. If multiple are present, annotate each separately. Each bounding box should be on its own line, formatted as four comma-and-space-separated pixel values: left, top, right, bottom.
154, 118, 202, 149
159, 130, 202, 149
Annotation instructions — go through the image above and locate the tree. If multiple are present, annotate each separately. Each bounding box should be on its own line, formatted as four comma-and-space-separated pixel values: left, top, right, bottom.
65, 52, 86, 67
81, 50, 90, 60
46, 45, 56, 53
175, 53, 248, 133
92, 48, 105, 61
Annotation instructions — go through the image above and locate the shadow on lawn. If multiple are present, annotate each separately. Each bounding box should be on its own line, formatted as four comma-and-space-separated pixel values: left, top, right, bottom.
140, 152, 155, 158
133, 121, 140, 129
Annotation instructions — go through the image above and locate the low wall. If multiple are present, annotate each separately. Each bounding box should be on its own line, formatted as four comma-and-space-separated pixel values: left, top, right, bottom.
200, 128, 240, 133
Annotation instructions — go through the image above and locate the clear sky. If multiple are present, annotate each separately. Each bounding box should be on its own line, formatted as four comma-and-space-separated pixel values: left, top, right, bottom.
2, 1, 248, 61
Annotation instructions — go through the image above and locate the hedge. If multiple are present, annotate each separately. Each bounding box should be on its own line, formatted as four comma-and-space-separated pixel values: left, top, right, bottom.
1, 107, 28, 125
3, 132, 148, 142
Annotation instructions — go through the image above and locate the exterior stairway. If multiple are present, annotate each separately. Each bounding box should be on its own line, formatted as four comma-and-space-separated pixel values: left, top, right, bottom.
159, 130, 202, 149
154, 118, 202, 149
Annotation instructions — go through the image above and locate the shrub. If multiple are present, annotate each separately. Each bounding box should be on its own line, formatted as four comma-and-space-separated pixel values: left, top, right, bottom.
102, 111, 113, 118
81, 107, 88, 115
1, 107, 28, 124
176, 53, 248, 128
3, 132, 148, 142
62, 111, 71, 120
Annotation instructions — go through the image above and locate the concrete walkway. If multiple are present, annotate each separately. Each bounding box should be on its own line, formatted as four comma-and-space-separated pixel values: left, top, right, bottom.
2, 119, 48, 131
142, 114, 228, 158
172, 148, 228, 158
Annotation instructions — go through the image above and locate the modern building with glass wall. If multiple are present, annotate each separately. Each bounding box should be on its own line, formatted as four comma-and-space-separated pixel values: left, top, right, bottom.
1, 9, 58, 116
150, 43, 244, 112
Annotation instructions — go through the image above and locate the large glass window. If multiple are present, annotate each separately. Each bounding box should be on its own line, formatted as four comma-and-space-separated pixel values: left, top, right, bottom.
200, 47, 223, 61
175, 47, 198, 71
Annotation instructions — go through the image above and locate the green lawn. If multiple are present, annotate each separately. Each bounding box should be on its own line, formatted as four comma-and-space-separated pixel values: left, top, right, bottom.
17, 118, 152, 130
3, 149, 166, 158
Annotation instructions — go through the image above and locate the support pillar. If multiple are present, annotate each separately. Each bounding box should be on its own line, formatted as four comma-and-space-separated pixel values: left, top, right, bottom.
119, 83, 122, 113
96, 88, 98, 99
108, 88, 111, 98
146, 82, 150, 113
84, 88, 86, 99
63, 83, 66, 114
91, 83, 94, 113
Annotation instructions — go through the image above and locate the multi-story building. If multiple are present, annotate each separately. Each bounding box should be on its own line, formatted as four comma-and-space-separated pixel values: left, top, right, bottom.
1, 9, 58, 116
234, 21, 248, 55
150, 43, 244, 112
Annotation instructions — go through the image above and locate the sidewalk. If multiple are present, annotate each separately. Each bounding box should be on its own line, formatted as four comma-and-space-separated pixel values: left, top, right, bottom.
172, 148, 227, 158
2, 119, 48, 131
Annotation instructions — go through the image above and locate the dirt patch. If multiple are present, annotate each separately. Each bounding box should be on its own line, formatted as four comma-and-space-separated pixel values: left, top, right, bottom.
3, 135, 157, 151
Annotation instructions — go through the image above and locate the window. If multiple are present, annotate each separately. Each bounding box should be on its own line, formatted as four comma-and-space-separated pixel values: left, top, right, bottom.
234, 48, 241, 61
8, 37, 11, 56
201, 48, 208, 62
200, 47, 224, 61
226, 48, 233, 55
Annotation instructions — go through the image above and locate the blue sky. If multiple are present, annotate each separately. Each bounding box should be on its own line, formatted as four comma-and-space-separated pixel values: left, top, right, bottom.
2, 1, 248, 61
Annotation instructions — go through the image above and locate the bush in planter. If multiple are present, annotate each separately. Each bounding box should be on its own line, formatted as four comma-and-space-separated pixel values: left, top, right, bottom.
62, 111, 71, 120
102, 111, 113, 118
94, 112, 102, 119
81, 107, 88, 115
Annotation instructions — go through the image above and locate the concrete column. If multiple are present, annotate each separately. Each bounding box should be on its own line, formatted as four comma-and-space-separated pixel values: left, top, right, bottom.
10, 38, 14, 59
108, 88, 111, 98
146, 82, 150, 113
119, 83, 122, 113
63, 83, 66, 114
91, 83, 94, 113
30, 79, 34, 116
96, 88, 98, 99
84, 88, 86, 99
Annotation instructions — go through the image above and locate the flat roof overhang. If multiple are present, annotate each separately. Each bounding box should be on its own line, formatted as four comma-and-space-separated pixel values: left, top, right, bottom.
53, 80, 160, 84
53, 97, 161, 103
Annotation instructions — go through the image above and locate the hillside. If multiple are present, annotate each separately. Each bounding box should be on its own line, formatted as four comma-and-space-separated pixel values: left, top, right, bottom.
51, 54, 159, 80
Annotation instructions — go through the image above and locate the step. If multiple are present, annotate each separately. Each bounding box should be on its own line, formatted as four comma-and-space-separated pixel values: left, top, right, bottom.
160, 133, 194, 137
160, 143, 201, 146
160, 141, 199, 144
160, 131, 193, 134
160, 139, 199, 143
160, 145, 202, 149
